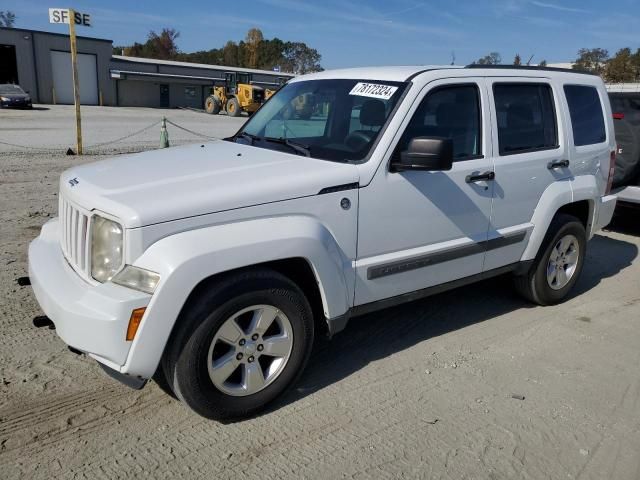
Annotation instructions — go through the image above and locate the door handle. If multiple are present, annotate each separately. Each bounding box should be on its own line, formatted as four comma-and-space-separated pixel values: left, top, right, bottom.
547, 159, 570, 169
465, 171, 495, 183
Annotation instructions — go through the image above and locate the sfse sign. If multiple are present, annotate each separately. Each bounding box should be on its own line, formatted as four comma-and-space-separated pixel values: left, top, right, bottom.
49, 8, 91, 26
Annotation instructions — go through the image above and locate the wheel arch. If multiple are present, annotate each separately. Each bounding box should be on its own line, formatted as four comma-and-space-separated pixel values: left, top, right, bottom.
121, 216, 352, 378
521, 176, 597, 261
181, 258, 327, 338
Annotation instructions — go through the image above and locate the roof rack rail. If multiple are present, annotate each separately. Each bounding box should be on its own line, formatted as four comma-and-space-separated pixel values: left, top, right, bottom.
464, 64, 598, 76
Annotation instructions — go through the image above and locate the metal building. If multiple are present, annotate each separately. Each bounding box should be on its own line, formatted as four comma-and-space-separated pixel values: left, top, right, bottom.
0, 27, 114, 105
0, 27, 293, 108
110, 55, 293, 108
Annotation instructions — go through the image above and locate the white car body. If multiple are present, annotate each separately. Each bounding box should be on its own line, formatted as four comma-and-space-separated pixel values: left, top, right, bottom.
29, 65, 618, 387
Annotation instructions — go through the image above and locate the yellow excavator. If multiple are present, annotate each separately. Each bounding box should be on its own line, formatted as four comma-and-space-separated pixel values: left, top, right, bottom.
204, 72, 265, 117
265, 77, 288, 101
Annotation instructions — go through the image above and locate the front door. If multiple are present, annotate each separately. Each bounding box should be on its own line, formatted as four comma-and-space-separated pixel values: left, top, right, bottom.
160, 84, 170, 108
355, 78, 494, 306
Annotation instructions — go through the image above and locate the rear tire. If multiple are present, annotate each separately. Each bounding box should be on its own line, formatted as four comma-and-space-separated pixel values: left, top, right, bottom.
514, 214, 586, 305
204, 95, 221, 115
226, 97, 241, 117
162, 269, 314, 420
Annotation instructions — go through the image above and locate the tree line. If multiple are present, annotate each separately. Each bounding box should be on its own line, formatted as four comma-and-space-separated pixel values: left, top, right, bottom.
573, 48, 640, 83
0, 10, 16, 27
472, 52, 547, 67
472, 48, 640, 83
114, 28, 323, 75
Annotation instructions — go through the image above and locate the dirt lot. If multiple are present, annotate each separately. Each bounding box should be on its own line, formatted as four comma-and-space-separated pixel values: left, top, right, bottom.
1, 106, 640, 479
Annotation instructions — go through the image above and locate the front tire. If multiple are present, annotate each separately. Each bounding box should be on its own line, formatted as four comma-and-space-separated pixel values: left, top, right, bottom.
514, 214, 586, 305
162, 269, 314, 420
225, 97, 241, 117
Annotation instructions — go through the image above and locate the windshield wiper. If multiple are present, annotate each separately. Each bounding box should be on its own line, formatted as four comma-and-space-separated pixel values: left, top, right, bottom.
234, 132, 260, 145
263, 137, 311, 157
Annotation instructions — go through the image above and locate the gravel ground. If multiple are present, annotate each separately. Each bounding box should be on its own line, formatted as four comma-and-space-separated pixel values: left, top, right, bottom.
1, 106, 640, 479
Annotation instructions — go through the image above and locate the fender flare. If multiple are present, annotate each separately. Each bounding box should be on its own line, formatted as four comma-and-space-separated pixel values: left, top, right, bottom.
122, 216, 352, 378
521, 176, 597, 261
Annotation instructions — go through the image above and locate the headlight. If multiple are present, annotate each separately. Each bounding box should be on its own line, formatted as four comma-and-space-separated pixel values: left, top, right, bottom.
112, 266, 160, 295
0, 96, 8, 101
91, 215, 123, 282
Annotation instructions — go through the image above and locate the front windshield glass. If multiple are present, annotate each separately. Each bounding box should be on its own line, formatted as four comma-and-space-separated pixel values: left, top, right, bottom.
235, 79, 407, 162
0, 84, 25, 94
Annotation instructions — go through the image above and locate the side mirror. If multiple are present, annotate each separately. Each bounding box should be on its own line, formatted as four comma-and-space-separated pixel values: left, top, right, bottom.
391, 137, 453, 172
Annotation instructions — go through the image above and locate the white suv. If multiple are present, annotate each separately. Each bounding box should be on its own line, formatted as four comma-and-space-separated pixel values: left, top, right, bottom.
29, 65, 617, 420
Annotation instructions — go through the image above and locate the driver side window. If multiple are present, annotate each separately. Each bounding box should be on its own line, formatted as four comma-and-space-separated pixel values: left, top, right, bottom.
395, 84, 482, 161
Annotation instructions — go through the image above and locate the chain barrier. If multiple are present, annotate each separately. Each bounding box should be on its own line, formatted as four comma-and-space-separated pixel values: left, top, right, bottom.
0, 117, 218, 155
0, 139, 63, 154
85, 120, 162, 149
165, 119, 217, 140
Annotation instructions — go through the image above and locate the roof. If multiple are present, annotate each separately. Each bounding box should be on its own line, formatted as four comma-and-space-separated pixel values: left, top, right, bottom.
292, 64, 599, 83
607, 83, 640, 93
0, 26, 112, 43
110, 69, 285, 87
292, 66, 461, 82
111, 55, 295, 77
465, 64, 597, 76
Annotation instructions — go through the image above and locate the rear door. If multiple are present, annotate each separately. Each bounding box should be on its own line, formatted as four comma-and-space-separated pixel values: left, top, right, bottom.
483, 78, 569, 271
563, 84, 612, 187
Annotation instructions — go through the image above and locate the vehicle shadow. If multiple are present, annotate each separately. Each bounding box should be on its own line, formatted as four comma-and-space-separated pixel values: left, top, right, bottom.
269, 233, 638, 415
604, 209, 640, 237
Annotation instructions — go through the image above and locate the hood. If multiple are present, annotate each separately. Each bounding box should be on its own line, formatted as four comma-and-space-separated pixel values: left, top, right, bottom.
0, 93, 29, 99
60, 140, 359, 228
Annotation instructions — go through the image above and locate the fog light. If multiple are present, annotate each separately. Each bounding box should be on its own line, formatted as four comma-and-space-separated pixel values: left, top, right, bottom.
126, 307, 146, 341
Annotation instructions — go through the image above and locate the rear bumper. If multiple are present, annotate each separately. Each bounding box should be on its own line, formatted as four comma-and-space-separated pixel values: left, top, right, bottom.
593, 194, 617, 233
613, 185, 640, 206
28, 219, 151, 373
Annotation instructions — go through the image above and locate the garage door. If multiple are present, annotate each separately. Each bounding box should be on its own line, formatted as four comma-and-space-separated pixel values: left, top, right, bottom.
50, 51, 98, 105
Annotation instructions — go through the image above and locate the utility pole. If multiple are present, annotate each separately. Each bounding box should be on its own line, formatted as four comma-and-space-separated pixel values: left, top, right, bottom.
68, 8, 83, 155
49, 8, 91, 154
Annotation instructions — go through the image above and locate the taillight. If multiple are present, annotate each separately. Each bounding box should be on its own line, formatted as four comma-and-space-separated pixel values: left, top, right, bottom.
606, 149, 616, 194
613, 112, 625, 120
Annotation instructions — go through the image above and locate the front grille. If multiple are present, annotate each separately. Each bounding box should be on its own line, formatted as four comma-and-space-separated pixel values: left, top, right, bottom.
59, 194, 91, 279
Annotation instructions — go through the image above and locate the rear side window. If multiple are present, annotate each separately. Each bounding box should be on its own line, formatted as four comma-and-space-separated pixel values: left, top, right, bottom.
564, 85, 606, 146
493, 83, 558, 155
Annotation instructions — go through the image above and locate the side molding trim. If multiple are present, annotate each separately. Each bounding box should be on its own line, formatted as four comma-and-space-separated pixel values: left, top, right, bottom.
367, 231, 526, 280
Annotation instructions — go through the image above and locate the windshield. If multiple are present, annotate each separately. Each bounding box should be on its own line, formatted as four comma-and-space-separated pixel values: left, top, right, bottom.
234, 79, 407, 162
0, 84, 25, 94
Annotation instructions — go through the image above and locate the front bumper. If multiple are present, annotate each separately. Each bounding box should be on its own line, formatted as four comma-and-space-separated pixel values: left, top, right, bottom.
1, 99, 32, 108
28, 219, 151, 373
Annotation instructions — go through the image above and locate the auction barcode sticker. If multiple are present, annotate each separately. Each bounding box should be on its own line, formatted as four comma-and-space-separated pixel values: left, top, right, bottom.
349, 82, 398, 100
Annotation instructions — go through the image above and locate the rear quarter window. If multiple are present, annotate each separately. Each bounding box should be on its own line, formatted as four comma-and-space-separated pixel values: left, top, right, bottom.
564, 85, 606, 146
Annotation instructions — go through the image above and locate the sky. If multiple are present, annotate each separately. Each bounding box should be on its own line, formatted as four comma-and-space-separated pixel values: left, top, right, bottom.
3, 0, 639, 68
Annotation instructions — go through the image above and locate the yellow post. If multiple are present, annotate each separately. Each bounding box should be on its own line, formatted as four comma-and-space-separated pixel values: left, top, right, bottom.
68, 9, 83, 155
